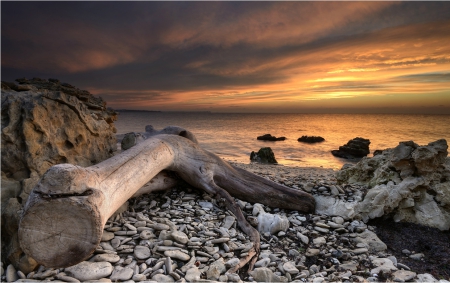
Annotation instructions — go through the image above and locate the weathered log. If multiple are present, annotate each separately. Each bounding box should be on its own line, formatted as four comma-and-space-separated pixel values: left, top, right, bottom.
19, 129, 315, 271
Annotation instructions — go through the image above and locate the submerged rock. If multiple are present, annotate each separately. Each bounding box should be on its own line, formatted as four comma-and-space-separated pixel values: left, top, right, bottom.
257, 134, 286, 141
298, 135, 325, 143
331, 137, 370, 159
250, 147, 278, 164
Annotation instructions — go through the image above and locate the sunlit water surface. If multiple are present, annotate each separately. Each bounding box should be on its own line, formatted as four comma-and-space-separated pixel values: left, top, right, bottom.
114, 112, 450, 170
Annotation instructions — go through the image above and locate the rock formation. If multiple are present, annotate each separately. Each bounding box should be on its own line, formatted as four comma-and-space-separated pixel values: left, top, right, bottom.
1, 78, 118, 273
317, 139, 450, 230
331, 137, 370, 159
257, 134, 286, 141
298, 136, 325, 143
250, 147, 278, 164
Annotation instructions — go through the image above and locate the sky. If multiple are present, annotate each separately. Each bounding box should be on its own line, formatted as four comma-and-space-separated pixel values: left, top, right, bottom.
2, 2, 450, 114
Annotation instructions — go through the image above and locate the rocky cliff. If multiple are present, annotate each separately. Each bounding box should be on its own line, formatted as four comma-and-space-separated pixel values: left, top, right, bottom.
1, 78, 118, 272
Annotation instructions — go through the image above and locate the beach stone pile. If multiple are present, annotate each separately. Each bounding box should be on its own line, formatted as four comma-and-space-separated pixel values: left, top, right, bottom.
3, 175, 445, 283
2, 162, 448, 282
1, 78, 118, 273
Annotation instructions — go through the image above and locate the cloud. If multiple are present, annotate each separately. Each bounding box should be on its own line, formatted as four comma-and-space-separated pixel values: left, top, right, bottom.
2, 2, 450, 113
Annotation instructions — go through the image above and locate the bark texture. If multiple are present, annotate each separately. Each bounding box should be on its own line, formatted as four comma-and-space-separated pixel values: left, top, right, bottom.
19, 128, 315, 272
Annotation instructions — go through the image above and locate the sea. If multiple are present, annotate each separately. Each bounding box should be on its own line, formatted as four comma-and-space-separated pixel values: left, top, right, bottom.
114, 111, 450, 170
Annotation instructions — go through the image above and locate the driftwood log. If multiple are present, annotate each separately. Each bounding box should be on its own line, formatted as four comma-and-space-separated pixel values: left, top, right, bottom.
19, 126, 315, 273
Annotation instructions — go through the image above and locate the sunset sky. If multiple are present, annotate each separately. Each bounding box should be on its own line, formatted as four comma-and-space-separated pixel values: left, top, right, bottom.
2, 2, 450, 113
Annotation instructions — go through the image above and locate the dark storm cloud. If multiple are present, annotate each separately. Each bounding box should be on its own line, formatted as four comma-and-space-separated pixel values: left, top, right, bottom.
2, 2, 450, 112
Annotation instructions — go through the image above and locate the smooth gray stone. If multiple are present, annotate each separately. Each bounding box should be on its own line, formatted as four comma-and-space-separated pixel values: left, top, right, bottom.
65, 261, 113, 281
134, 246, 151, 259
110, 267, 134, 281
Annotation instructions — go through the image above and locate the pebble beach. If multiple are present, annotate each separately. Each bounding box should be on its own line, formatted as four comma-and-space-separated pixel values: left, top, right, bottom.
4, 162, 448, 283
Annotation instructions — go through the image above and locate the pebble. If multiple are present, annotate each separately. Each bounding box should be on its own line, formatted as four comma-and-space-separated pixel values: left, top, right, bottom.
65, 261, 113, 281
392, 270, 417, 282
101, 231, 115, 241
254, 258, 271, 268
6, 264, 18, 282
283, 261, 299, 274
164, 250, 190, 261
110, 267, 134, 281
312, 237, 326, 246
5, 165, 429, 283
134, 246, 151, 259
91, 254, 121, 263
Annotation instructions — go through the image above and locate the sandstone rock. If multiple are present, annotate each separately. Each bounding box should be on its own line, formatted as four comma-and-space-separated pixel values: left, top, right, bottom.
250, 147, 278, 164
335, 139, 450, 230
331, 137, 370, 159
353, 230, 387, 253
1, 79, 117, 270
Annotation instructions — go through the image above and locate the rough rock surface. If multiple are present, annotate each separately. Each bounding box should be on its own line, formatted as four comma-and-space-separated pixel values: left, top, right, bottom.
250, 147, 278, 164
328, 139, 450, 230
298, 136, 325, 143
257, 134, 286, 141
331, 137, 370, 159
1, 78, 117, 272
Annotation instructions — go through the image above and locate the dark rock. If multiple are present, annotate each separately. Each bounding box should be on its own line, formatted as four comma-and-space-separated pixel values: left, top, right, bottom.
250, 147, 278, 164
331, 137, 370, 159
298, 136, 325, 143
373, 150, 383, 156
257, 134, 286, 141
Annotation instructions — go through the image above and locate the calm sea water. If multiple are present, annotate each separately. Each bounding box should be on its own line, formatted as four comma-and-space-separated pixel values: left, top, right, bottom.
114, 112, 450, 169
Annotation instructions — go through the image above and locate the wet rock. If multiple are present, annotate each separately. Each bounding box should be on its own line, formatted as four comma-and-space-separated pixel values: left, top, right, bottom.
257, 134, 286, 141
331, 137, 370, 159
298, 136, 325, 143
250, 147, 278, 164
